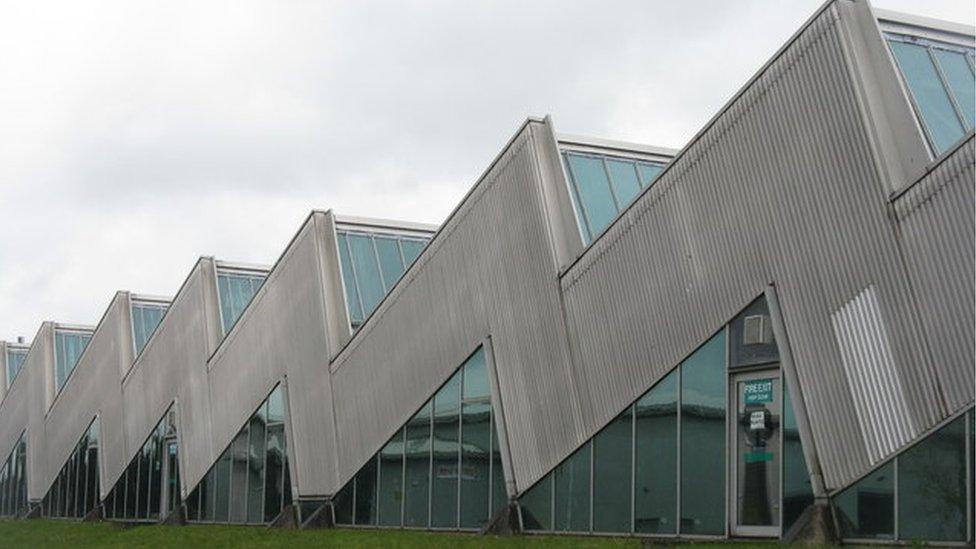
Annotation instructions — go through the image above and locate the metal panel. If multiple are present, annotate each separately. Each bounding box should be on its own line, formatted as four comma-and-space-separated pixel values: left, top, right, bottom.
893, 136, 975, 416
831, 284, 916, 463
558, 4, 955, 491
117, 258, 222, 497
207, 212, 339, 497
329, 119, 585, 494
40, 293, 131, 502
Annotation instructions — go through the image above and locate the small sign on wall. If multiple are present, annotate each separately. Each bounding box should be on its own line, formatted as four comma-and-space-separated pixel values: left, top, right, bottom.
744, 378, 774, 404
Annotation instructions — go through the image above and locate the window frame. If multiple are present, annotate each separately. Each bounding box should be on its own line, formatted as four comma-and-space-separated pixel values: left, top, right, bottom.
334, 225, 433, 332
557, 143, 671, 247
53, 326, 94, 397
213, 264, 269, 337
129, 295, 170, 362
881, 27, 976, 159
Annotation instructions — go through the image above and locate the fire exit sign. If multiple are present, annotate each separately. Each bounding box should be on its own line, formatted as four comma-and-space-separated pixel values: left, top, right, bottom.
744, 379, 774, 404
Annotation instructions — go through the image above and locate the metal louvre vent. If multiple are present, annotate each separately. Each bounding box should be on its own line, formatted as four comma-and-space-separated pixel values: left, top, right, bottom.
831, 285, 917, 464
742, 314, 772, 345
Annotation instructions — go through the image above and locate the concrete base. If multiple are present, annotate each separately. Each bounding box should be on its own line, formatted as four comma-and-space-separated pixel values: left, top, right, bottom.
269, 504, 299, 529
160, 504, 186, 525
299, 502, 334, 529
23, 503, 42, 520
82, 505, 104, 523
783, 500, 839, 545
481, 502, 520, 536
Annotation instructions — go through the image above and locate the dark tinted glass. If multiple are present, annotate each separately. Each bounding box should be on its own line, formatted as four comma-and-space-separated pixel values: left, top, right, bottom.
898, 415, 967, 541
635, 370, 677, 534
592, 407, 632, 533
553, 442, 590, 532
680, 331, 727, 535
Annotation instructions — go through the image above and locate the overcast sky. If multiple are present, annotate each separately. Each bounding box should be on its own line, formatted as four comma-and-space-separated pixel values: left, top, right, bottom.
0, 1, 972, 342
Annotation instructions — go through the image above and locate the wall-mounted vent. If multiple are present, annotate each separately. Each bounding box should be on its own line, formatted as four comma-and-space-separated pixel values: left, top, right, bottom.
742, 314, 772, 345
831, 285, 916, 464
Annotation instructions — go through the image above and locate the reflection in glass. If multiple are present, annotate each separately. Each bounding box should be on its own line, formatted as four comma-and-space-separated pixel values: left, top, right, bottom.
593, 408, 632, 533
460, 401, 491, 528
635, 370, 677, 534
431, 371, 460, 527
680, 331, 727, 535
782, 381, 813, 532
554, 442, 590, 532
378, 431, 404, 526
519, 474, 552, 531
355, 457, 378, 525
834, 461, 894, 539
403, 403, 431, 527
898, 415, 966, 541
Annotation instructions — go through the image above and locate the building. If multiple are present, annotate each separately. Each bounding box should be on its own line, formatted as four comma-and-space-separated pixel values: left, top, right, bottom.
0, 0, 973, 543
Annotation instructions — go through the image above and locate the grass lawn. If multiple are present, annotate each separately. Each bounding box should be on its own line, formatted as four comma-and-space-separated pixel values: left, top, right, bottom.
0, 520, 792, 548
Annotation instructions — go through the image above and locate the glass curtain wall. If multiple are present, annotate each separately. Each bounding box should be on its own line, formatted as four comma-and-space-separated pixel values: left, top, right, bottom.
42, 419, 100, 519
185, 384, 292, 525
834, 410, 973, 543
216, 270, 267, 335
0, 432, 28, 517
104, 408, 178, 521
561, 151, 667, 244
518, 295, 815, 538
336, 229, 430, 329
518, 331, 726, 535
333, 346, 506, 530
131, 302, 168, 356
886, 33, 975, 155
5, 348, 27, 388
54, 329, 92, 393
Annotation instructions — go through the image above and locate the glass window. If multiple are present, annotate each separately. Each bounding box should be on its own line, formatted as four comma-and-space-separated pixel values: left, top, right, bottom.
375, 237, 406, 292
565, 153, 617, 242
336, 229, 432, 329
592, 407, 633, 533
5, 349, 27, 387
336, 233, 364, 326
131, 302, 167, 356
898, 415, 967, 541
606, 159, 642, 207
184, 384, 290, 525
403, 403, 431, 527
635, 369, 677, 534
246, 402, 268, 523
55, 330, 92, 392
431, 370, 461, 528
887, 35, 975, 155
519, 474, 552, 531
460, 399, 491, 529
934, 49, 976, 128
400, 239, 427, 266
332, 345, 505, 532
637, 162, 664, 187
333, 482, 354, 524
216, 271, 266, 335
563, 152, 668, 244
680, 331, 727, 535
553, 442, 590, 532
348, 233, 386, 318
378, 430, 404, 526
354, 457, 378, 525
834, 461, 895, 539
782, 381, 814, 533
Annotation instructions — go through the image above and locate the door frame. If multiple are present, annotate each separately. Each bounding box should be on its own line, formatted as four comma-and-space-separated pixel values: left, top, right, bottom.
728, 367, 782, 538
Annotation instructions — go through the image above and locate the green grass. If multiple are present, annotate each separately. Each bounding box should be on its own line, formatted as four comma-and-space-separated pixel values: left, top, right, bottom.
0, 520, 790, 548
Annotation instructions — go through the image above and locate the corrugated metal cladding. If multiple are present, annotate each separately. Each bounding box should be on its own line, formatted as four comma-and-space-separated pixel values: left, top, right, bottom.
559, 3, 966, 490
207, 212, 339, 496
893, 136, 975, 417
329, 121, 586, 492
831, 285, 916, 463
117, 259, 221, 495
39, 293, 130, 501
